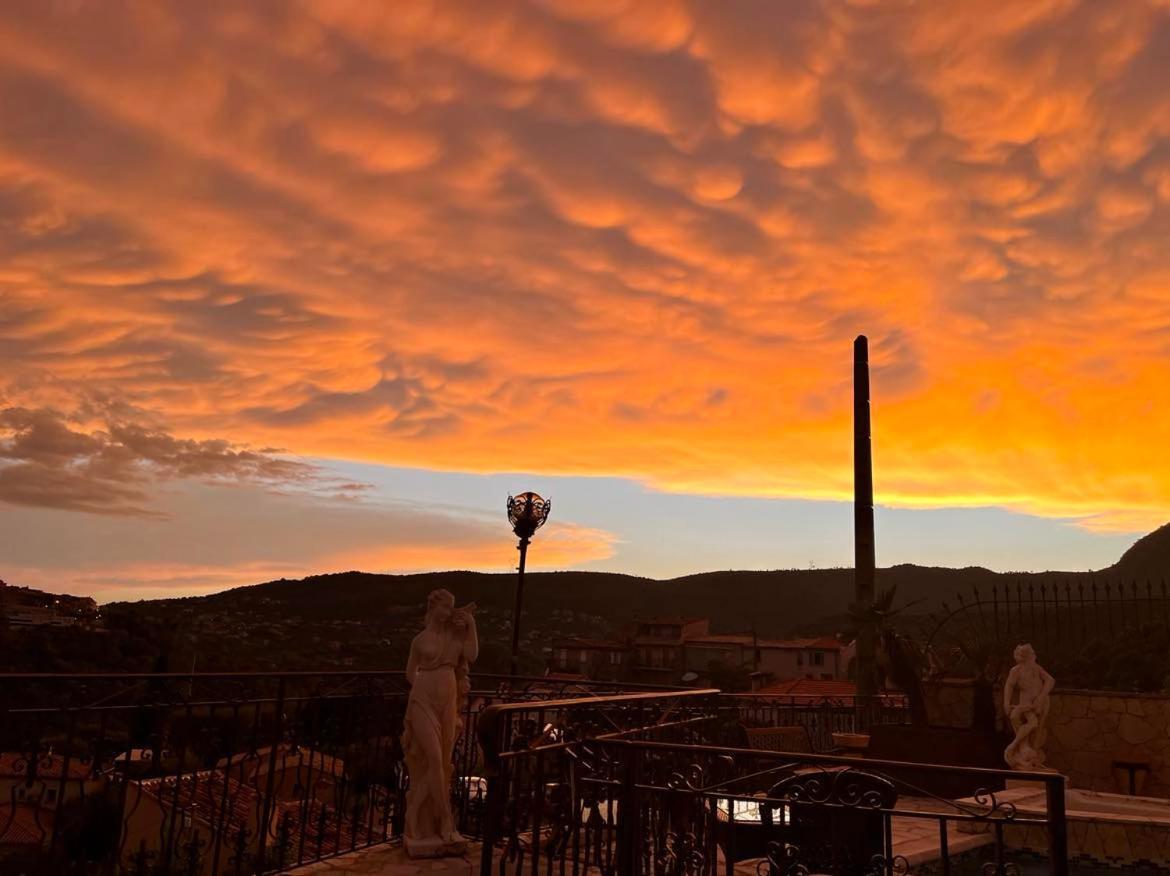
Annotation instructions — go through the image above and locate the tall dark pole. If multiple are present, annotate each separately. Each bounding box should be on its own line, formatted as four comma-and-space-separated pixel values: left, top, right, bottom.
510, 536, 529, 679
854, 335, 878, 697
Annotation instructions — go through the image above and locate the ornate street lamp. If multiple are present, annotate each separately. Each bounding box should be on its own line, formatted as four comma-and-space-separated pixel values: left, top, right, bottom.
506, 492, 551, 678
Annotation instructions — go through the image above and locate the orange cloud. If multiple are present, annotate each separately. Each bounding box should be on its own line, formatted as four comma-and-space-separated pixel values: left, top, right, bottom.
0, 0, 1169, 553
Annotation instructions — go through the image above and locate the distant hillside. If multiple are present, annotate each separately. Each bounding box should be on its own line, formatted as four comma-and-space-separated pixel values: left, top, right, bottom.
1113, 521, 1170, 580
75, 520, 1170, 676
201, 565, 1011, 638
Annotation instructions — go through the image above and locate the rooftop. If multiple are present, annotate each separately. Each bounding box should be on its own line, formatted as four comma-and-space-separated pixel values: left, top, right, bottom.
0, 752, 93, 781
136, 770, 256, 836
637, 616, 707, 626
551, 637, 628, 649
0, 804, 52, 846
685, 634, 848, 650
751, 678, 906, 704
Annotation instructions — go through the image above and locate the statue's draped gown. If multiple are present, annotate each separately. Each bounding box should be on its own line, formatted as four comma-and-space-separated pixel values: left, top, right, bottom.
403, 624, 468, 843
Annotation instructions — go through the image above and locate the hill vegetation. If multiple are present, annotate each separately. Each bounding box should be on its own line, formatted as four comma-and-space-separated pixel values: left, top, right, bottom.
4, 522, 1167, 681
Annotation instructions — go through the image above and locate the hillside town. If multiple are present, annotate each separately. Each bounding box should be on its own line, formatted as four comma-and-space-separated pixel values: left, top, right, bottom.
0, 580, 100, 630
548, 615, 856, 693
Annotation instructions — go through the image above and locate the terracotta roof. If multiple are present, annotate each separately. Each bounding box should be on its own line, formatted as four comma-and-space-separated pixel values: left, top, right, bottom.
542, 672, 589, 682
754, 679, 858, 698
756, 636, 848, 651
0, 804, 52, 846
0, 752, 93, 780
639, 617, 706, 625
686, 634, 755, 645
552, 637, 627, 649
271, 797, 373, 858
216, 744, 344, 781
750, 679, 905, 705
136, 771, 257, 836
684, 635, 848, 650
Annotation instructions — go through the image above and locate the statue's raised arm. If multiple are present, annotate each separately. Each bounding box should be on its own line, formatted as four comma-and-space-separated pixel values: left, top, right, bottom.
453, 602, 479, 664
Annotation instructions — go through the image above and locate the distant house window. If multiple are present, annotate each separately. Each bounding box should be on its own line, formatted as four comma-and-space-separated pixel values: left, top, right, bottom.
609, 652, 621, 665
556, 649, 569, 668
578, 650, 588, 664
812, 652, 825, 667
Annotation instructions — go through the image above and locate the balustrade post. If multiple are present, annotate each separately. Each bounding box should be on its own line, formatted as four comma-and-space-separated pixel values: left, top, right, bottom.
1046, 773, 1069, 876
478, 705, 507, 875
617, 746, 641, 875
254, 674, 286, 873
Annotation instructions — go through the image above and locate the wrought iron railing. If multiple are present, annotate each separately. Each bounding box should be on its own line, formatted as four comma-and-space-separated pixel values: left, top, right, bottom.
924, 578, 1170, 678
721, 694, 910, 752
0, 671, 678, 874
476, 688, 724, 874
1, 673, 1068, 874
476, 690, 1070, 875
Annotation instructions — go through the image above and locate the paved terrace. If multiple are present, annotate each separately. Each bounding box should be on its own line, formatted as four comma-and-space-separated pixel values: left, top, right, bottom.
289, 798, 993, 874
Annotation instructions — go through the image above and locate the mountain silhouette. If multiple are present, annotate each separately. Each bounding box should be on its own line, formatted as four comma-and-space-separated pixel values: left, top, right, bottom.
1112, 520, 1170, 580
72, 521, 1168, 677
118, 520, 1167, 642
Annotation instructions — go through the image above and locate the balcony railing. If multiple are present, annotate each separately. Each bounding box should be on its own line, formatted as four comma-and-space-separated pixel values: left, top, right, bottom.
476, 689, 1069, 875
0, 673, 1066, 875
0, 671, 676, 875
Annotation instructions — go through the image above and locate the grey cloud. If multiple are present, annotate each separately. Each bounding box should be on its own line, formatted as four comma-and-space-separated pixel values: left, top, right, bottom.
0, 407, 323, 517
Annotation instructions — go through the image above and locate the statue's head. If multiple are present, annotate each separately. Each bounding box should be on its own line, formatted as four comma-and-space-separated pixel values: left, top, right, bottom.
426, 589, 456, 625
1013, 643, 1036, 665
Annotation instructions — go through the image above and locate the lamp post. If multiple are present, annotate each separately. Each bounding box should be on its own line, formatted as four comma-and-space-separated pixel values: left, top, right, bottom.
506, 492, 551, 679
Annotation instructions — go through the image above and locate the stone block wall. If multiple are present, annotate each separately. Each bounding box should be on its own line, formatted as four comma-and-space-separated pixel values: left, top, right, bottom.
923, 681, 1170, 796
1046, 689, 1170, 797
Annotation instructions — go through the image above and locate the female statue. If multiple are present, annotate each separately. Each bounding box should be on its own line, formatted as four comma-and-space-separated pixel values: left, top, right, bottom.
1002, 643, 1055, 770
402, 589, 478, 856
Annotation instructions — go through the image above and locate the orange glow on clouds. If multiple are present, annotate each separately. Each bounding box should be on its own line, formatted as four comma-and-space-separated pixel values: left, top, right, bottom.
2, 0, 1170, 577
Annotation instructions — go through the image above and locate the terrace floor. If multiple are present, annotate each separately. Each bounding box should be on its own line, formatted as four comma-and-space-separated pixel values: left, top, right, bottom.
287, 798, 993, 874
288, 844, 475, 874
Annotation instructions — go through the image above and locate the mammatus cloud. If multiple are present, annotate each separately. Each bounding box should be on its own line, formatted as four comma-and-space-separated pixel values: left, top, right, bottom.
0, 0, 1169, 569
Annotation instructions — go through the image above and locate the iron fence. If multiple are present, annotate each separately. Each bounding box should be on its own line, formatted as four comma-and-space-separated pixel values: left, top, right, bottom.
477, 689, 1070, 875
723, 694, 909, 752
1, 673, 1072, 874
0, 671, 679, 874
924, 578, 1170, 674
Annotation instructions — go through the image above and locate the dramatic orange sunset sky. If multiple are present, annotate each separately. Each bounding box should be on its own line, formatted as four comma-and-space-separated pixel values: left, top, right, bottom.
1, 0, 1169, 600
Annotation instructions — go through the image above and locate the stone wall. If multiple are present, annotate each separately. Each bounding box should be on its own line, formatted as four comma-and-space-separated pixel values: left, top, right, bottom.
923, 681, 1170, 796
1046, 689, 1170, 797
924, 678, 977, 728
